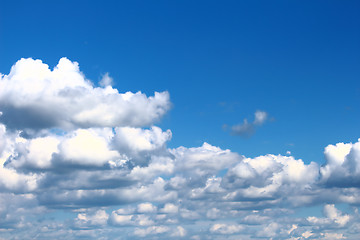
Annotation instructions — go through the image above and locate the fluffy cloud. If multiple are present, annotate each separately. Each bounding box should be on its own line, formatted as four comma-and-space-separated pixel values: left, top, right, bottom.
5, 125, 173, 173
160, 203, 179, 214
320, 139, 360, 187
0, 58, 170, 131
5, 128, 120, 170
210, 223, 244, 234
307, 204, 350, 228
1, 58, 360, 239
74, 209, 109, 228
137, 202, 157, 213
170, 142, 241, 177
114, 126, 172, 165
222, 154, 319, 206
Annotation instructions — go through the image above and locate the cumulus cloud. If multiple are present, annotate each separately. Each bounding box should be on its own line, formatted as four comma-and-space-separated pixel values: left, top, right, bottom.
0, 58, 170, 131
307, 204, 350, 228
5, 128, 121, 171
320, 139, 360, 187
160, 203, 179, 214
1, 58, 360, 239
137, 202, 157, 213
170, 142, 241, 177
226, 110, 268, 137
114, 126, 172, 165
222, 154, 319, 206
74, 209, 109, 228
210, 223, 244, 234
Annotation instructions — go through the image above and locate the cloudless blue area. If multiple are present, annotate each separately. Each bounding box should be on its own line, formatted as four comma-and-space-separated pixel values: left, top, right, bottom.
1, 0, 359, 164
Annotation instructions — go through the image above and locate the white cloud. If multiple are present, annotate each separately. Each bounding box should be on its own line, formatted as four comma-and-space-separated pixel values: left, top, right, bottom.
0, 58, 170, 130
1, 58, 360, 239
161, 203, 179, 214
320, 139, 360, 187
58, 128, 119, 167
137, 202, 157, 213
307, 204, 350, 228
170, 142, 241, 177
228, 110, 269, 137
134, 225, 170, 237
99, 72, 113, 87
241, 214, 270, 225
324, 204, 350, 227
230, 119, 254, 137
0, 167, 38, 193
110, 212, 134, 226
0, 192, 44, 230
114, 126, 172, 164
223, 154, 319, 205
171, 226, 187, 237
75, 209, 109, 227
302, 231, 313, 238
6, 128, 120, 170
210, 223, 244, 234
321, 233, 346, 239
254, 110, 268, 125
129, 156, 174, 182
257, 222, 280, 238
180, 208, 200, 220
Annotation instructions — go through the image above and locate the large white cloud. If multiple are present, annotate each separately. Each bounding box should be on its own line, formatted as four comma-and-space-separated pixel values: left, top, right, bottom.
0, 58, 170, 130
5, 128, 120, 170
5, 125, 173, 172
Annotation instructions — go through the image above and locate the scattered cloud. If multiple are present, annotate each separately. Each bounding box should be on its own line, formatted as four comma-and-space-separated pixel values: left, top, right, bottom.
99, 72, 113, 87
226, 110, 269, 137
0, 58, 359, 239
307, 204, 350, 228
254, 110, 268, 125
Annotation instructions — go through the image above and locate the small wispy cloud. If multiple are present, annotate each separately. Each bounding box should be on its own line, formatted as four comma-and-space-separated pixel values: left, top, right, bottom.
253, 110, 268, 125
225, 110, 268, 137
99, 72, 113, 87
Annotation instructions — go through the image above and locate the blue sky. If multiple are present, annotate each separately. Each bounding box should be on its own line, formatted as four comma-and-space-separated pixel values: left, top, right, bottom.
0, 1, 359, 239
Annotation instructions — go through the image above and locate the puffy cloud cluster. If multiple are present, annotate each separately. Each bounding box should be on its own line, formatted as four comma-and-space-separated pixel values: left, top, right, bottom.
0, 58, 170, 131
0, 58, 359, 239
222, 154, 319, 206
